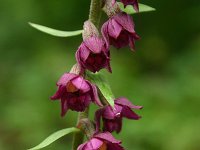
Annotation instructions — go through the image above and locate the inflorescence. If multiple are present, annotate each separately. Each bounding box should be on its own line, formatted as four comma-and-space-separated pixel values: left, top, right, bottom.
51, 0, 142, 149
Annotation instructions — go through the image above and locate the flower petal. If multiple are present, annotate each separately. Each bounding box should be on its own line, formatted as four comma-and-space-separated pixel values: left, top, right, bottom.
102, 106, 116, 119
78, 44, 91, 62
95, 132, 121, 144
95, 108, 104, 132
122, 106, 141, 120
108, 19, 123, 39
84, 37, 105, 54
114, 12, 136, 34
84, 138, 103, 149
101, 21, 110, 49
115, 97, 143, 109
103, 104, 123, 119
115, 119, 122, 133
107, 142, 124, 150
57, 73, 77, 86
77, 142, 86, 150
61, 98, 68, 117
90, 83, 103, 106
105, 60, 112, 73
103, 118, 122, 133
71, 76, 90, 93
50, 85, 65, 100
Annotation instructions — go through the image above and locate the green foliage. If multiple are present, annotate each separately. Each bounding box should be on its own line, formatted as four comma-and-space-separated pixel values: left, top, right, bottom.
118, 2, 156, 14
28, 127, 80, 150
29, 23, 83, 37
86, 72, 115, 107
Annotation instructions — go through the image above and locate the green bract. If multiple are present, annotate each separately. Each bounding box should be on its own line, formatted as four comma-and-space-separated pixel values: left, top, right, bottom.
29, 22, 83, 37
118, 2, 156, 14
28, 127, 80, 150
86, 72, 115, 107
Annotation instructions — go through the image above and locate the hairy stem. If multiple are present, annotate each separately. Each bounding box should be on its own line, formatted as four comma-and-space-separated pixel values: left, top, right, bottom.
89, 0, 103, 28
71, 0, 102, 149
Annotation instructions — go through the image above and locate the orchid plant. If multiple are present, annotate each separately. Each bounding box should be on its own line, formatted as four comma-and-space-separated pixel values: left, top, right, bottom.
28, 0, 155, 150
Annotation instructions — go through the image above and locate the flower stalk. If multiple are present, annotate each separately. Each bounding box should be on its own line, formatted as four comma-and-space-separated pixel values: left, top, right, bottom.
89, 0, 103, 28
72, 0, 103, 149
72, 108, 89, 150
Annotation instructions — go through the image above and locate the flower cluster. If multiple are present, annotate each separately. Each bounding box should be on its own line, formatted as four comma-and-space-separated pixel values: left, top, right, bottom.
51, 0, 142, 149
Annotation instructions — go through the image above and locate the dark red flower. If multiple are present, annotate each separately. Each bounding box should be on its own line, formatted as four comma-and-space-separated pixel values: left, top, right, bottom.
95, 97, 142, 133
101, 12, 139, 51
76, 36, 111, 73
78, 132, 124, 150
51, 73, 102, 116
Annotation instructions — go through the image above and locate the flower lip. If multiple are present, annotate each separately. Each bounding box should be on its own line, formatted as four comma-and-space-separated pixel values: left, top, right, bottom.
66, 81, 78, 93
99, 142, 107, 150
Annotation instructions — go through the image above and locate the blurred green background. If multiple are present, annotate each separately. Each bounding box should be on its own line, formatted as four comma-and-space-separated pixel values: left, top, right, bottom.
0, 0, 200, 149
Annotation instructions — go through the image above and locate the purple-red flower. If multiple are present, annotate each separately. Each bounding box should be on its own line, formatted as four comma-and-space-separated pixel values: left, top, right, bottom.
76, 36, 111, 73
95, 97, 142, 133
112, 0, 139, 12
51, 73, 102, 116
101, 12, 139, 51
77, 132, 124, 150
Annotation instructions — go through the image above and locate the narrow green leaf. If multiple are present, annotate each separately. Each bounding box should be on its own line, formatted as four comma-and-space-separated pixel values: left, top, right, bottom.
28, 127, 80, 150
29, 22, 83, 37
86, 72, 115, 107
118, 3, 156, 14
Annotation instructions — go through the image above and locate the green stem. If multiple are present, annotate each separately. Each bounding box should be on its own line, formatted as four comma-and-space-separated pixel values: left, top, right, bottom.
72, 108, 89, 150
72, 131, 84, 150
89, 0, 103, 28
71, 0, 102, 149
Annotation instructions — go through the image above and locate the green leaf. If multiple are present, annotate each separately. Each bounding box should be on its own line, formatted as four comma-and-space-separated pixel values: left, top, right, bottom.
28, 127, 80, 150
29, 22, 83, 37
118, 3, 156, 14
86, 72, 115, 107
